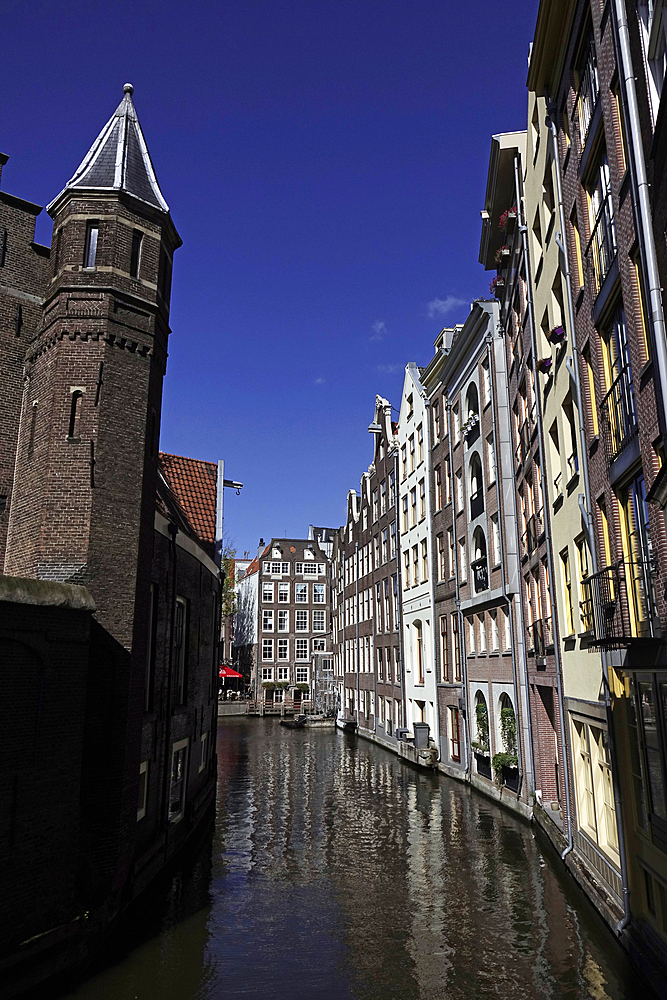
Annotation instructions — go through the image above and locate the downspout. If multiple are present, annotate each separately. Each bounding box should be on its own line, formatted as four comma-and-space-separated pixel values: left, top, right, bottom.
486, 331, 531, 797
447, 397, 471, 775
514, 148, 572, 846
394, 446, 406, 732
161, 521, 178, 837
547, 107, 629, 909
421, 390, 442, 756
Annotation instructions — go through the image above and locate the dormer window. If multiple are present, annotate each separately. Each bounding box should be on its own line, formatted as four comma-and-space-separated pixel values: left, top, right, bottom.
83, 222, 99, 269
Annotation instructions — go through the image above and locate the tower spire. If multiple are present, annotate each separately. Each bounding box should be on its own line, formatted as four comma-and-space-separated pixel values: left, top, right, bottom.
48, 84, 169, 213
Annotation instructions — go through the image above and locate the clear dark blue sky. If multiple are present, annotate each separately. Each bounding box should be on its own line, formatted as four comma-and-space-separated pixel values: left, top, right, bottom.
3, 0, 538, 556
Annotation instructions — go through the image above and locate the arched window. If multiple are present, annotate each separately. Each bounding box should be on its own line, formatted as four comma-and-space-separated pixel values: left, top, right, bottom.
471, 527, 488, 593
469, 452, 484, 519
464, 382, 480, 442
68, 390, 84, 440
474, 691, 489, 753
499, 693, 518, 756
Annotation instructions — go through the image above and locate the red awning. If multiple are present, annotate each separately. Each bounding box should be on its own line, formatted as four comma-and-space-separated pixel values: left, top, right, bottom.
219, 666, 243, 678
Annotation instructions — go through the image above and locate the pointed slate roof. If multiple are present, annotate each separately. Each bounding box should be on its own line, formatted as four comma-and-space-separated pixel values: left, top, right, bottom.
51, 84, 169, 213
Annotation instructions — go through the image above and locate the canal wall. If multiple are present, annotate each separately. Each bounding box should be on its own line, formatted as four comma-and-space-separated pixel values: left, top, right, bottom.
218, 702, 248, 717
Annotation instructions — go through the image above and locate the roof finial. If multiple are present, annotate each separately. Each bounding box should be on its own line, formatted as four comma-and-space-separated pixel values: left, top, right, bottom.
123, 83, 134, 96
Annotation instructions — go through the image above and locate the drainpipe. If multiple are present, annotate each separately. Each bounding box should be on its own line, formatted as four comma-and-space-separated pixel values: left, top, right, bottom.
161, 521, 178, 838
421, 389, 442, 757
514, 150, 571, 842
446, 397, 471, 775
546, 106, 630, 911
394, 446, 406, 732
486, 331, 532, 797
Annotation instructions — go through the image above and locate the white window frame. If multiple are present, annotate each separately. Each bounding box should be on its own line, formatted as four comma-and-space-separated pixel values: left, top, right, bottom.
296, 638, 309, 660
296, 609, 309, 631
278, 638, 289, 660
295, 583, 308, 602
168, 738, 189, 824
262, 638, 274, 661
313, 609, 326, 632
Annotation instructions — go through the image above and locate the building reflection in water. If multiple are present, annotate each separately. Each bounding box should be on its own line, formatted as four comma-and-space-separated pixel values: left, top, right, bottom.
57, 719, 648, 1000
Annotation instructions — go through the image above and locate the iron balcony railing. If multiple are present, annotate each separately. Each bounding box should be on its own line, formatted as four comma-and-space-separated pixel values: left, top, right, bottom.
585, 193, 617, 295
471, 557, 489, 594
580, 560, 657, 646
599, 364, 638, 463
532, 617, 554, 656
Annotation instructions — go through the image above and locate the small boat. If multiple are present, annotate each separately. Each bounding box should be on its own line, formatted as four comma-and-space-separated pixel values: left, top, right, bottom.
280, 715, 307, 729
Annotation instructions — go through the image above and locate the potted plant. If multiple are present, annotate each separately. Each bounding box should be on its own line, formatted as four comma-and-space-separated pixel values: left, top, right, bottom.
493, 706, 519, 789
548, 325, 566, 345
490, 276, 505, 297
296, 683, 310, 692
277, 681, 289, 690
494, 244, 511, 264
499, 206, 517, 232
537, 357, 553, 374
262, 681, 276, 691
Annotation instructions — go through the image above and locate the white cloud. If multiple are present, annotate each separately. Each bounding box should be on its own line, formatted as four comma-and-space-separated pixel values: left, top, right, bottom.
370, 320, 387, 341
426, 295, 467, 318
376, 363, 402, 374
314, 377, 326, 385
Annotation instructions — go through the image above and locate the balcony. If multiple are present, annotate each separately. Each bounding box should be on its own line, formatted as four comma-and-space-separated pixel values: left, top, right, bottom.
471, 557, 489, 594
532, 617, 554, 657
585, 193, 617, 297
600, 364, 638, 463
580, 560, 657, 647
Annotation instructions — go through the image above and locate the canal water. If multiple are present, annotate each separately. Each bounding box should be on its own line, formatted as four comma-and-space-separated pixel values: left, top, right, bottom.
59, 718, 648, 1000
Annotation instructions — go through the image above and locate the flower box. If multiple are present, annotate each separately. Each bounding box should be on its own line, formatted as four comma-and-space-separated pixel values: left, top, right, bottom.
494, 244, 511, 265
548, 325, 566, 345
489, 276, 505, 297
499, 207, 517, 233
537, 357, 553, 374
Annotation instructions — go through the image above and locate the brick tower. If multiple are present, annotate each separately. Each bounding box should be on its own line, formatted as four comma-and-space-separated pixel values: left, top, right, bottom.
4, 84, 181, 651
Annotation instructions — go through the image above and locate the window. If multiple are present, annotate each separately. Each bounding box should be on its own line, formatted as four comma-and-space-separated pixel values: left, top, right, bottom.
419, 479, 426, 519
437, 534, 445, 581
374, 534, 380, 568
421, 539, 428, 581
491, 515, 500, 566
261, 666, 273, 681
433, 400, 441, 440
639, 1, 667, 126
478, 613, 486, 653
409, 435, 415, 472
502, 606, 511, 649
448, 528, 454, 578
468, 617, 476, 654
130, 229, 143, 278
266, 561, 290, 575
313, 583, 325, 603
389, 470, 396, 508
199, 732, 208, 773
168, 739, 189, 823
296, 640, 309, 661
137, 760, 149, 820
486, 434, 496, 485
440, 616, 448, 681
384, 578, 391, 631
296, 610, 308, 631
390, 520, 397, 558
380, 480, 387, 515
449, 708, 461, 762
372, 489, 379, 522
444, 456, 451, 504
571, 719, 619, 862
313, 610, 326, 631
561, 548, 575, 635
435, 466, 442, 510
456, 470, 463, 512
402, 495, 409, 533
67, 389, 84, 440
414, 621, 424, 684
404, 551, 411, 589
296, 583, 307, 602
417, 424, 423, 464
401, 444, 407, 479
481, 359, 490, 407
586, 148, 616, 294
262, 582, 274, 602
382, 528, 388, 563
362, 507, 368, 532
410, 487, 417, 526
83, 221, 99, 268
459, 538, 467, 583
412, 545, 419, 586
295, 666, 309, 683
278, 638, 288, 660
174, 596, 188, 703
490, 611, 499, 651
575, 33, 600, 146
453, 405, 460, 444
452, 615, 461, 680
279, 582, 289, 602
262, 638, 274, 660
312, 638, 325, 651
262, 610, 273, 631
378, 646, 384, 680
278, 610, 289, 632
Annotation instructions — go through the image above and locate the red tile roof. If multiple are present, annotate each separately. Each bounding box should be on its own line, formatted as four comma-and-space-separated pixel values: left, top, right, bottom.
159, 452, 217, 547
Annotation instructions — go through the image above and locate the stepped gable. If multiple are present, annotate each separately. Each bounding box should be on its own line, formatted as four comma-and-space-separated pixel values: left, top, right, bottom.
158, 452, 217, 553
49, 83, 170, 213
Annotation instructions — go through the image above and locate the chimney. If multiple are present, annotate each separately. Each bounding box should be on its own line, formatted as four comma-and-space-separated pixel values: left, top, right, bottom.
257, 537, 265, 558
0, 153, 8, 188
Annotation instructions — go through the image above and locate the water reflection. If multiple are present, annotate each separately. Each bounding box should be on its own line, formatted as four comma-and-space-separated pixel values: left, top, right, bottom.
58, 718, 647, 1000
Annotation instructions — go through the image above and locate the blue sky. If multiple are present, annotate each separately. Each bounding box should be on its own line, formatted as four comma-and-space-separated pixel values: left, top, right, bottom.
3, 0, 538, 557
